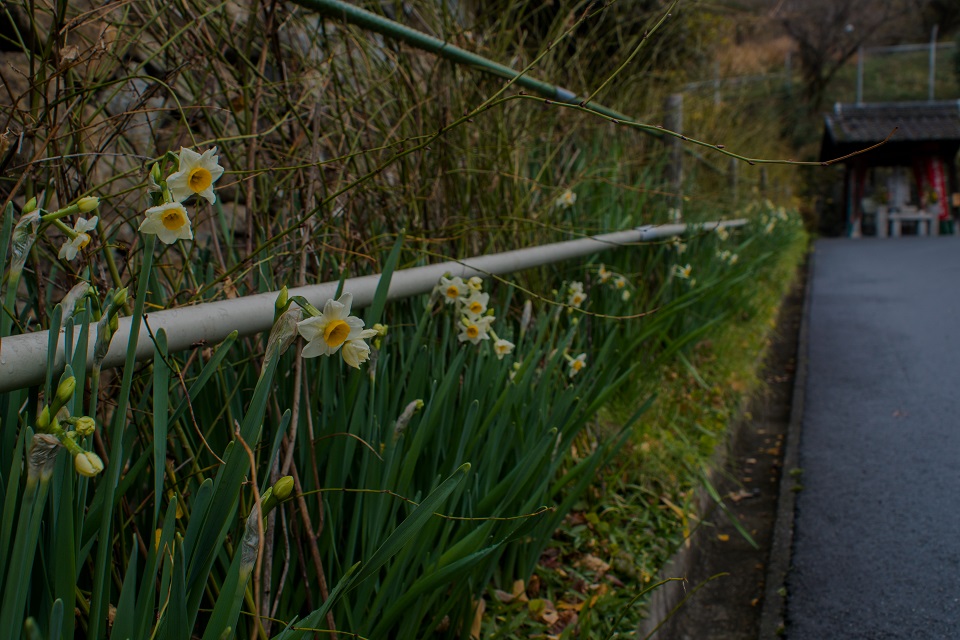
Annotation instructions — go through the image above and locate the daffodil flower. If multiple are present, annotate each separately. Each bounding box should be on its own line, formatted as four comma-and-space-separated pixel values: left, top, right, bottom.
493, 338, 515, 360
598, 264, 612, 283
671, 236, 687, 254
167, 147, 224, 204
622, 289, 631, 302
674, 264, 692, 279
342, 329, 378, 368
438, 276, 468, 304
568, 353, 587, 377
567, 282, 586, 308
297, 292, 369, 361
75, 451, 104, 477
458, 315, 495, 345
467, 276, 484, 291
463, 291, 489, 318
58, 216, 98, 261
555, 189, 577, 209
139, 202, 193, 244
614, 276, 627, 290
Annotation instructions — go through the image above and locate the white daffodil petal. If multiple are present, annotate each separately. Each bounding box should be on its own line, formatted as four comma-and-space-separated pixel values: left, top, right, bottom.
493, 339, 515, 360
75, 216, 98, 233
342, 338, 371, 368
167, 146, 224, 204
139, 202, 193, 244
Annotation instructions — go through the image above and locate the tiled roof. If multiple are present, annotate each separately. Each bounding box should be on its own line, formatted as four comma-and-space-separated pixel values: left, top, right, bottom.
824, 100, 960, 143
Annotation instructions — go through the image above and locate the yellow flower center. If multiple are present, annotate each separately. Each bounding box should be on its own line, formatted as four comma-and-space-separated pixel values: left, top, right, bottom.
188, 167, 213, 193
572, 359, 584, 371
469, 301, 483, 314
162, 209, 187, 230
466, 325, 480, 339
446, 285, 460, 299
78, 233, 92, 249
323, 319, 351, 348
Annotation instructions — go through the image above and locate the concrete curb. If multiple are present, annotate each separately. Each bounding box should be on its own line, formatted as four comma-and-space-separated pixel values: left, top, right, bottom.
637, 255, 810, 640
757, 249, 814, 639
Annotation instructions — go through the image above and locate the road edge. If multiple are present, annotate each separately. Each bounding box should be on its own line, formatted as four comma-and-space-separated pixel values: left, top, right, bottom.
757, 247, 814, 639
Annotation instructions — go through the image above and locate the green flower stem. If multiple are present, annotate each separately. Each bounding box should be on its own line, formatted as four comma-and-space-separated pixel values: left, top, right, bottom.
97, 220, 125, 291
45, 419, 84, 458
51, 219, 78, 240
38, 203, 82, 224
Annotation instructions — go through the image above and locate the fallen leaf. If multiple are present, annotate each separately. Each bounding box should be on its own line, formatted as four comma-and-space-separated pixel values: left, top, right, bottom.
470, 599, 485, 640
577, 553, 611, 576
494, 589, 514, 603
728, 488, 754, 503
717, 534, 730, 542
548, 609, 579, 635
511, 579, 529, 603
527, 573, 541, 597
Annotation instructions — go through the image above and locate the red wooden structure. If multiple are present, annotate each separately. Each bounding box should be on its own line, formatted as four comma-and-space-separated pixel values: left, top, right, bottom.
820, 100, 960, 236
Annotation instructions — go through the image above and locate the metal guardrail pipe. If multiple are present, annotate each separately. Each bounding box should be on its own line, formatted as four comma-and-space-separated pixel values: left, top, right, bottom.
0, 221, 745, 392
289, 0, 645, 130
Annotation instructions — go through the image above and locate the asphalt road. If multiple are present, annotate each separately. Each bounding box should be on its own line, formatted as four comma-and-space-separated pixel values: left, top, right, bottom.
786, 238, 960, 639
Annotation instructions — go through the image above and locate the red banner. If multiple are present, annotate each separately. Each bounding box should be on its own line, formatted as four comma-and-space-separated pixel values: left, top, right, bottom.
925, 157, 949, 220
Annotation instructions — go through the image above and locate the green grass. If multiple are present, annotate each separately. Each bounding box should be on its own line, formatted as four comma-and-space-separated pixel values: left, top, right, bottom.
827, 46, 960, 104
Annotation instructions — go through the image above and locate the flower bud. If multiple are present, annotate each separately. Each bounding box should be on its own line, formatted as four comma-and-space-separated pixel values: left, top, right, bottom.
77, 196, 100, 213
75, 451, 104, 477
36, 406, 51, 430
372, 323, 388, 337
75, 416, 96, 437
273, 476, 294, 501
112, 287, 128, 310
275, 286, 289, 314
55, 376, 77, 406
23, 197, 37, 213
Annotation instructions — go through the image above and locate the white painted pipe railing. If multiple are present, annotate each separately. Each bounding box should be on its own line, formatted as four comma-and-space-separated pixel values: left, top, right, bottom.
0, 220, 745, 392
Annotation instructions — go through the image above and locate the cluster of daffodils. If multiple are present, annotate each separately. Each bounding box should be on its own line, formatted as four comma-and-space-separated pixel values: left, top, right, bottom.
555, 188, 577, 209
596, 265, 632, 302
761, 205, 790, 235
673, 263, 695, 287
715, 249, 739, 266
713, 224, 739, 265
34, 375, 104, 478
670, 235, 687, 255
140, 147, 224, 245
14, 194, 102, 263
295, 292, 379, 369
435, 275, 515, 360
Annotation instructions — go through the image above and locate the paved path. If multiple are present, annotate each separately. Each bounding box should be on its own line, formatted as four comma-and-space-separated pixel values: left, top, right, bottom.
787, 238, 960, 639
